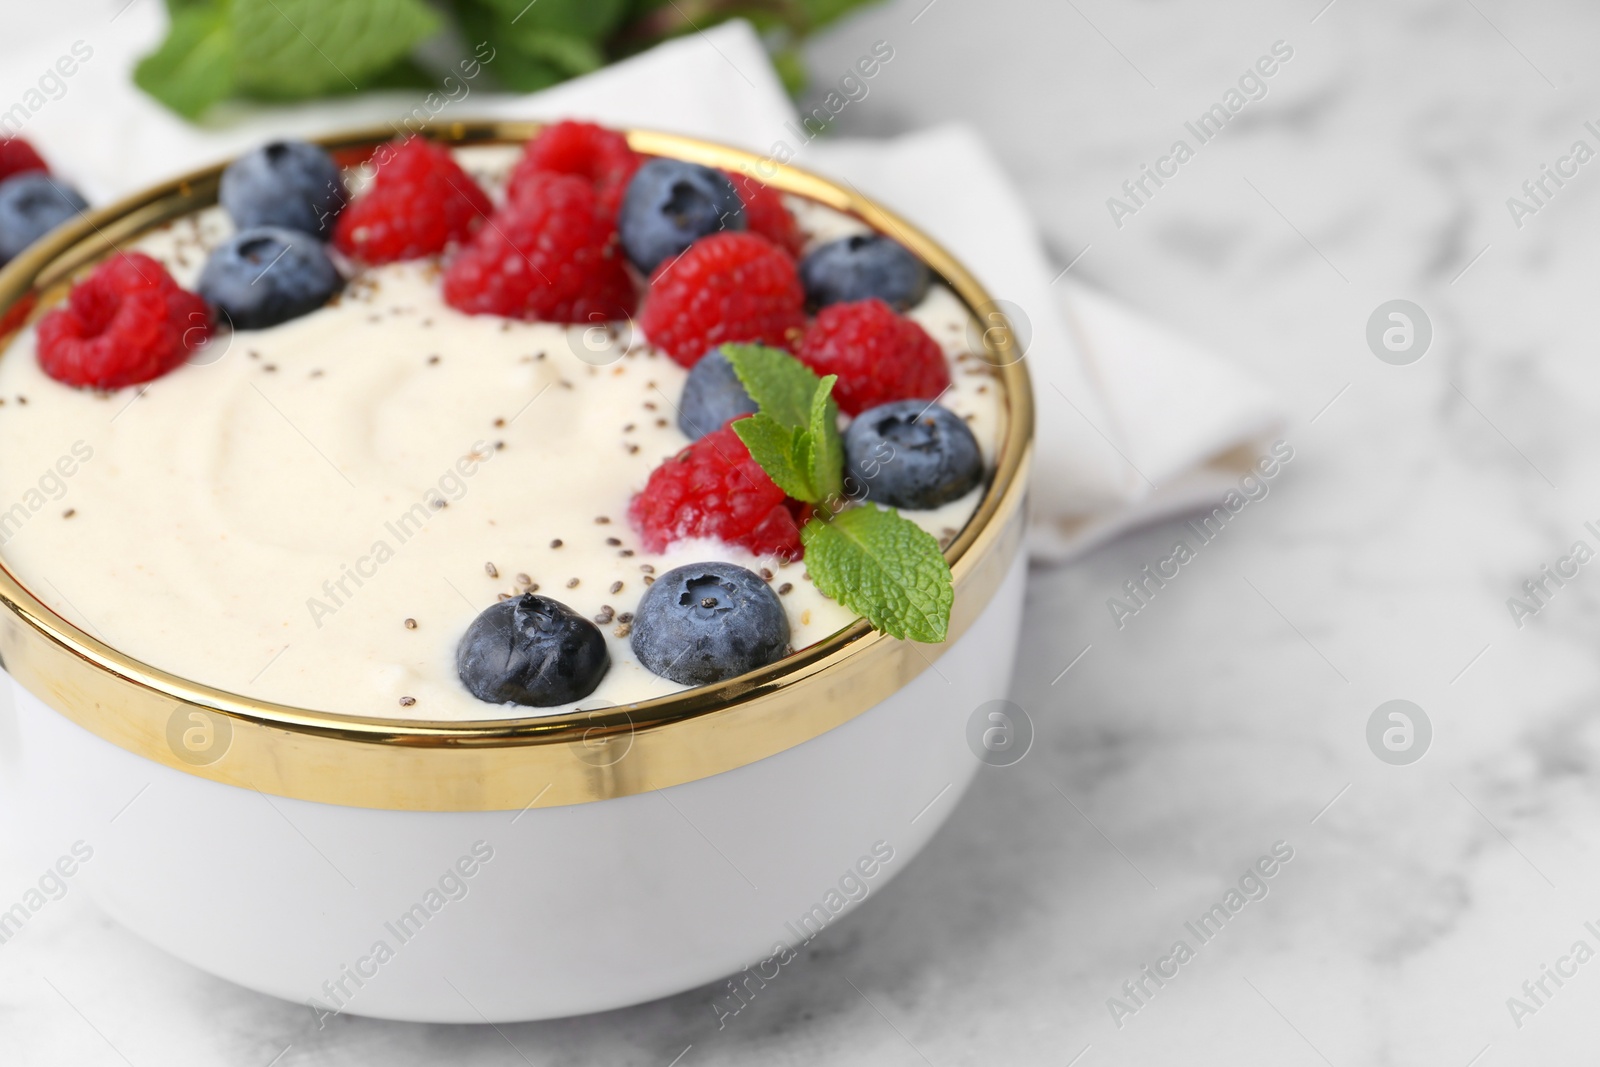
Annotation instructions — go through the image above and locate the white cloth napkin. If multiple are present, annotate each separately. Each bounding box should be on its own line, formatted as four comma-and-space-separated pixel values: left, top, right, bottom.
4, 15, 1282, 562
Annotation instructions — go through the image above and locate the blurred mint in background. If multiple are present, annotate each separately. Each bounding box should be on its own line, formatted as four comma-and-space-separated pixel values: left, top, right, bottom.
134, 0, 881, 120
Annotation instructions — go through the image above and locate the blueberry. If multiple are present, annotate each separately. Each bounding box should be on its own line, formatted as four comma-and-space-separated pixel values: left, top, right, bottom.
619, 159, 744, 273
844, 400, 983, 510
198, 227, 342, 330
631, 563, 789, 685
0, 173, 87, 265
219, 139, 346, 238
678, 348, 757, 439
456, 593, 610, 706
800, 234, 929, 311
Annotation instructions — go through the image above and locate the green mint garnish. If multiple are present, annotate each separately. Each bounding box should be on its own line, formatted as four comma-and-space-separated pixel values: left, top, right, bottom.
807, 369, 845, 507
136, 0, 442, 118
722, 344, 954, 644
133, 2, 886, 119
133, 6, 236, 120
801, 505, 954, 643
731, 413, 818, 502
722, 343, 820, 429
725, 344, 846, 508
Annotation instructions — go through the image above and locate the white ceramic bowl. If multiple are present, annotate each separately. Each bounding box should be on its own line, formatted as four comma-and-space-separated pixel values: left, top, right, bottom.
0, 123, 1033, 1023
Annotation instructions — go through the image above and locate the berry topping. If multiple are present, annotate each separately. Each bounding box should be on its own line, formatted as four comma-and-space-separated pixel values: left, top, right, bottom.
631, 562, 789, 685
677, 347, 755, 439
219, 139, 347, 239
724, 170, 803, 259
36, 253, 210, 389
800, 234, 929, 310
508, 120, 641, 221
639, 232, 804, 368
796, 298, 950, 415
0, 174, 87, 265
629, 423, 805, 559
455, 593, 610, 706
198, 227, 343, 330
844, 400, 983, 509
442, 172, 636, 324
618, 158, 744, 273
0, 138, 48, 183
333, 137, 490, 263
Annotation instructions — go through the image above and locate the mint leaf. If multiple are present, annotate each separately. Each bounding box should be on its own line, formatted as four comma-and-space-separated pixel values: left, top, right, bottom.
801, 505, 953, 642
733, 414, 815, 501
451, 1, 566, 91
723, 344, 820, 429
232, 0, 441, 99
730, 364, 841, 508
456, 0, 626, 87
474, 0, 628, 38
808, 373, 844, 508
133, 5, 235, 119
502, 30, 607, 77
134, 0, 886, 118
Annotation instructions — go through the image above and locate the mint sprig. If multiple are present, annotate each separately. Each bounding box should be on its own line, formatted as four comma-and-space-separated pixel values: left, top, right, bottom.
134, 0, 886, 119
801, 505, 954, 643
723, 345, 954, 643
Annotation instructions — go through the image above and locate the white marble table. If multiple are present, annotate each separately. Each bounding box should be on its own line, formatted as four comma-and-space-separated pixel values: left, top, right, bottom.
7, 0, 1600, 1063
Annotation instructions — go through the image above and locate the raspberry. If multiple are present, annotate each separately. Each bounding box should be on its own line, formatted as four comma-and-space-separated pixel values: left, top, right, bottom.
797, 298, 950, 415
639, 232, 804, 367
443, 172, 636, 324
0, 138, 47, 182
630, 424, 805, 560
509, 121, 641, 221
36, 253, 210, 389
333, 137, 491, 263
724, 171, 803, 259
